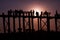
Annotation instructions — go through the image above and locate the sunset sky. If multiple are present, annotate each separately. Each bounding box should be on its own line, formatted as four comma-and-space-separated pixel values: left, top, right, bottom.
0, 0, 60, 15
0, 0, 60, 33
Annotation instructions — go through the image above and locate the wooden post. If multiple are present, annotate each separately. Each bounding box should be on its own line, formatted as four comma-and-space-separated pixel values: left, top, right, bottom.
8, 12, 10, 33
2, 13, 6, 33
55, 10, 58, 32
18, 13, 21, 32
46, 13, 50, 32
23, 12, 25, 32
28, 12, 31, 32
55, 16, 57, 32
13, 12, 16, 33
40, 12, 42, 31
44, 11, 50, 32
31, 11, 34, 32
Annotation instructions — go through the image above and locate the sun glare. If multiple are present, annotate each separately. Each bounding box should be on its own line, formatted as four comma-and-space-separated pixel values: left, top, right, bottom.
33, 8, 41, 16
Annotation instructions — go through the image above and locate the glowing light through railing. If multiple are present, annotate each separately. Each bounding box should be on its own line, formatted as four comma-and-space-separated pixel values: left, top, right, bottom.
34, 8, 41, 16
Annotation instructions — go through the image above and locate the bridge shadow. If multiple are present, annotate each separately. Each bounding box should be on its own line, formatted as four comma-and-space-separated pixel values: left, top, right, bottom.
0, 30, 60, 40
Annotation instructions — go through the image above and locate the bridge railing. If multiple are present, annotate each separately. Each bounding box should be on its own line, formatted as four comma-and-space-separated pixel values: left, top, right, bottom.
0, 10, 60, 33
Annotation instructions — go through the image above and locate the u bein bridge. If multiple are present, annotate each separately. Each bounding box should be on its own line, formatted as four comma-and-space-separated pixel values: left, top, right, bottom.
0, 9, 60, 33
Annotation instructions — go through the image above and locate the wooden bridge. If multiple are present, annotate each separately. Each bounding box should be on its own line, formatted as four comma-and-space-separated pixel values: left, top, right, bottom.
0, 9, 60, 33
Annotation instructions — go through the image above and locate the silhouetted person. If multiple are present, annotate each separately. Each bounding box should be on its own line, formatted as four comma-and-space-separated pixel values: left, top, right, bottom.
14, 10, 18, 16
36, 11, 38, 15
36, 12, 40, 31
32, 10, 35, 16
8, 9, 12, 15
19, 10, 23, 13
